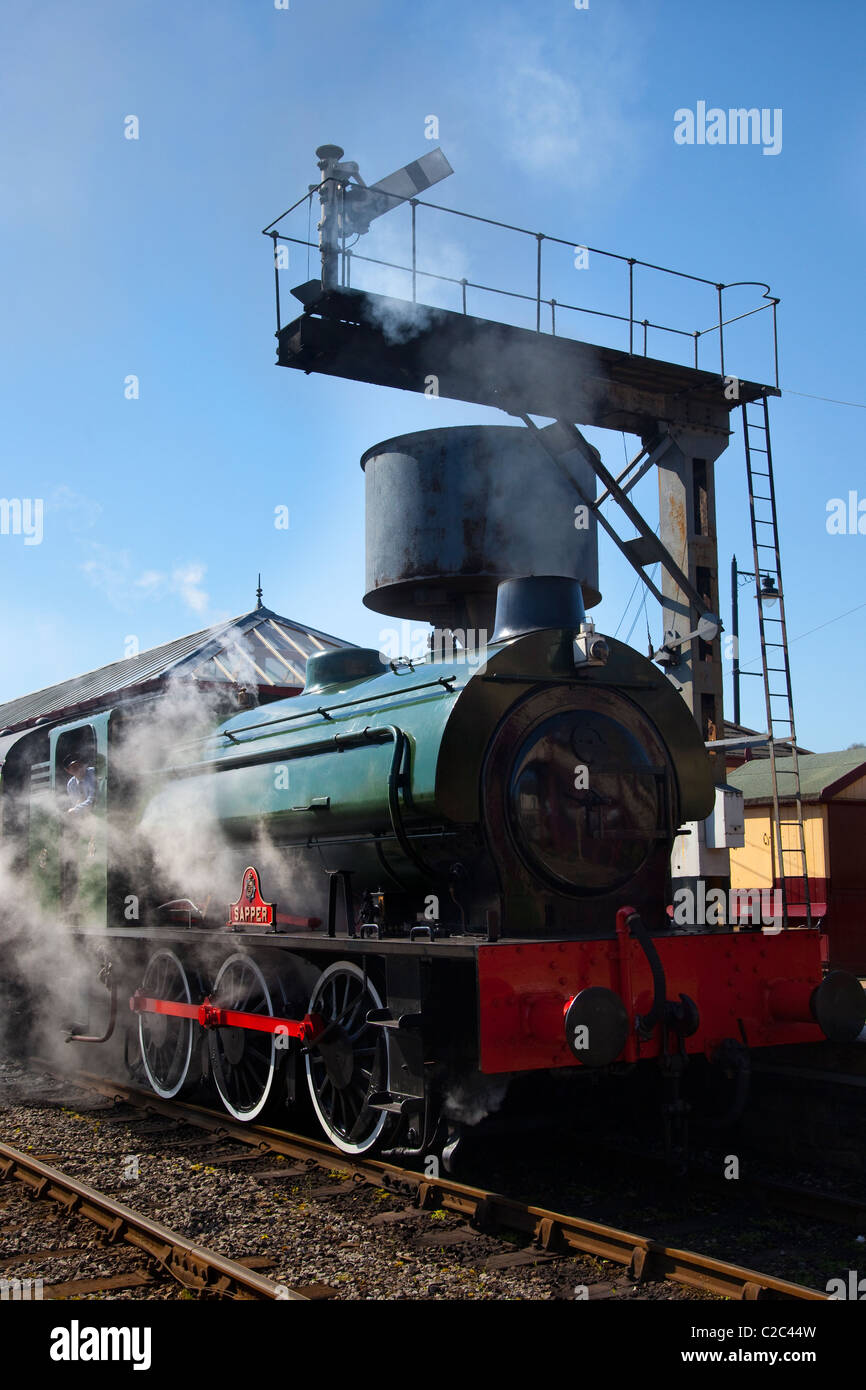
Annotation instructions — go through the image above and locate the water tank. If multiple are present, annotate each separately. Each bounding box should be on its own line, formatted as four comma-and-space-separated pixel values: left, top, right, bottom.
361, 425, 600, 633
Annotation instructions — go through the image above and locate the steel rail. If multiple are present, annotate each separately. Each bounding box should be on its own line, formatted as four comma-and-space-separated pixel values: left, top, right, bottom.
585, 1135, 866, 1235
0, 1140, 308, 1300
59, 1070, 825, 1302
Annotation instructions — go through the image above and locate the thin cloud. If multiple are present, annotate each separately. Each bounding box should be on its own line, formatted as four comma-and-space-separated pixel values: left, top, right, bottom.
49, 486, 103, 533
82, 545, 210, 614
480, 14, 644, 196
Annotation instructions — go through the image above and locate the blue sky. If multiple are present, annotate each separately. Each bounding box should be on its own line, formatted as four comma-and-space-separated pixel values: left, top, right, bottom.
1, 0, 864, 750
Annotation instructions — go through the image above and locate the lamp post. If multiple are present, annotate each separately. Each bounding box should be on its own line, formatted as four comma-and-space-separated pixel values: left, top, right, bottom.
731, 555, 779, 725
760, 573, 779, 606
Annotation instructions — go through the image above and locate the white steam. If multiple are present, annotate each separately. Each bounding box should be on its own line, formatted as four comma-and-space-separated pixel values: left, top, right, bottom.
0, 671, 328, 1081
350, 211, 471, 344
442, 1074, 512, 1127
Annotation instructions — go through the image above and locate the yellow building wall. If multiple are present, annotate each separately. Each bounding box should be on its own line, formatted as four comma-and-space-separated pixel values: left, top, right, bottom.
832, 773, 866, 802
729, 804, 828, 889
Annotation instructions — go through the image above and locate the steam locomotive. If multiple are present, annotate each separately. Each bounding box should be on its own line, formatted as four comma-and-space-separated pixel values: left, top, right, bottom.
2, 424, 864, 1161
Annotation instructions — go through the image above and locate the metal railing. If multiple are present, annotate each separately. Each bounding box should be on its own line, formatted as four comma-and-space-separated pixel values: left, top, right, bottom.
262, 184, 780, 387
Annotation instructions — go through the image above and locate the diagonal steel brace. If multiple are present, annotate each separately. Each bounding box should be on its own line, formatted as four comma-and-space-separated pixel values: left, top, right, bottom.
520, 415, 709, 617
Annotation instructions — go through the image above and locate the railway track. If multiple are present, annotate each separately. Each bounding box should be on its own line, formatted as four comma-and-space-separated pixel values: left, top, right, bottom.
39, 1066, 828, 1302
0, 1140, 308, 1300
753, 1061, 866, 1090
585, 1134, 866, 1234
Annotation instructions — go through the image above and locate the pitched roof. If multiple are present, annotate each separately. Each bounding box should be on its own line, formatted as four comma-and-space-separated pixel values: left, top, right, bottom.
719, 720, 811, 759
727, 747, 866, 804
0, 606, 351, 734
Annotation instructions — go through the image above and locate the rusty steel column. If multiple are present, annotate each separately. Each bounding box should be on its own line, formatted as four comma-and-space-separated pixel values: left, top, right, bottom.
653, 426, 729, 765
653, 426, 733, 911
654, 425, 732, 903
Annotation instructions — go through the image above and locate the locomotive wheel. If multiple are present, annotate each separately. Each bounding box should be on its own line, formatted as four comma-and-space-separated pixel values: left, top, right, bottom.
138, 949, 196, 1100
209, 954, 283, 1122
305, 961, 390, 1155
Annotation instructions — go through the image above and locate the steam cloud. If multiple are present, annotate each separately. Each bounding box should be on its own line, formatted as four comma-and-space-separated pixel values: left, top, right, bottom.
0, 669, 326, 1089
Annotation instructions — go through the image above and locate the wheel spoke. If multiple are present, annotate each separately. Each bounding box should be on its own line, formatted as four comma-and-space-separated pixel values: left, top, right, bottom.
305, 964, 390, 1154
345, 997, 365, 1032
334, 1087, 348, 1132
210, 956, 277, 1121
140, 951, 193, 1100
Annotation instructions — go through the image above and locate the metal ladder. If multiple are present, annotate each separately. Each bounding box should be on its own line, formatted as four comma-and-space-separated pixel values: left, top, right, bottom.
742, 397, 811, 928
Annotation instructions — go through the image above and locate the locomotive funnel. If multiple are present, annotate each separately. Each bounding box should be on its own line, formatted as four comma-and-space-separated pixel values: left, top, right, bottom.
491, 575, 585, 641
360, 425, 600, 634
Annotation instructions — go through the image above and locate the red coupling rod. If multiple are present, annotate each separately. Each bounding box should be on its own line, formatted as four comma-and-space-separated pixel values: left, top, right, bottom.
130, 990, 324, 1044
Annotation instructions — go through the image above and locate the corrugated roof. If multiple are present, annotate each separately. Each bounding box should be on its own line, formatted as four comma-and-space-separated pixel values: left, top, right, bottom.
0, 606, 351, 733
720, 721, 811, 758
727, 747, 866, 803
